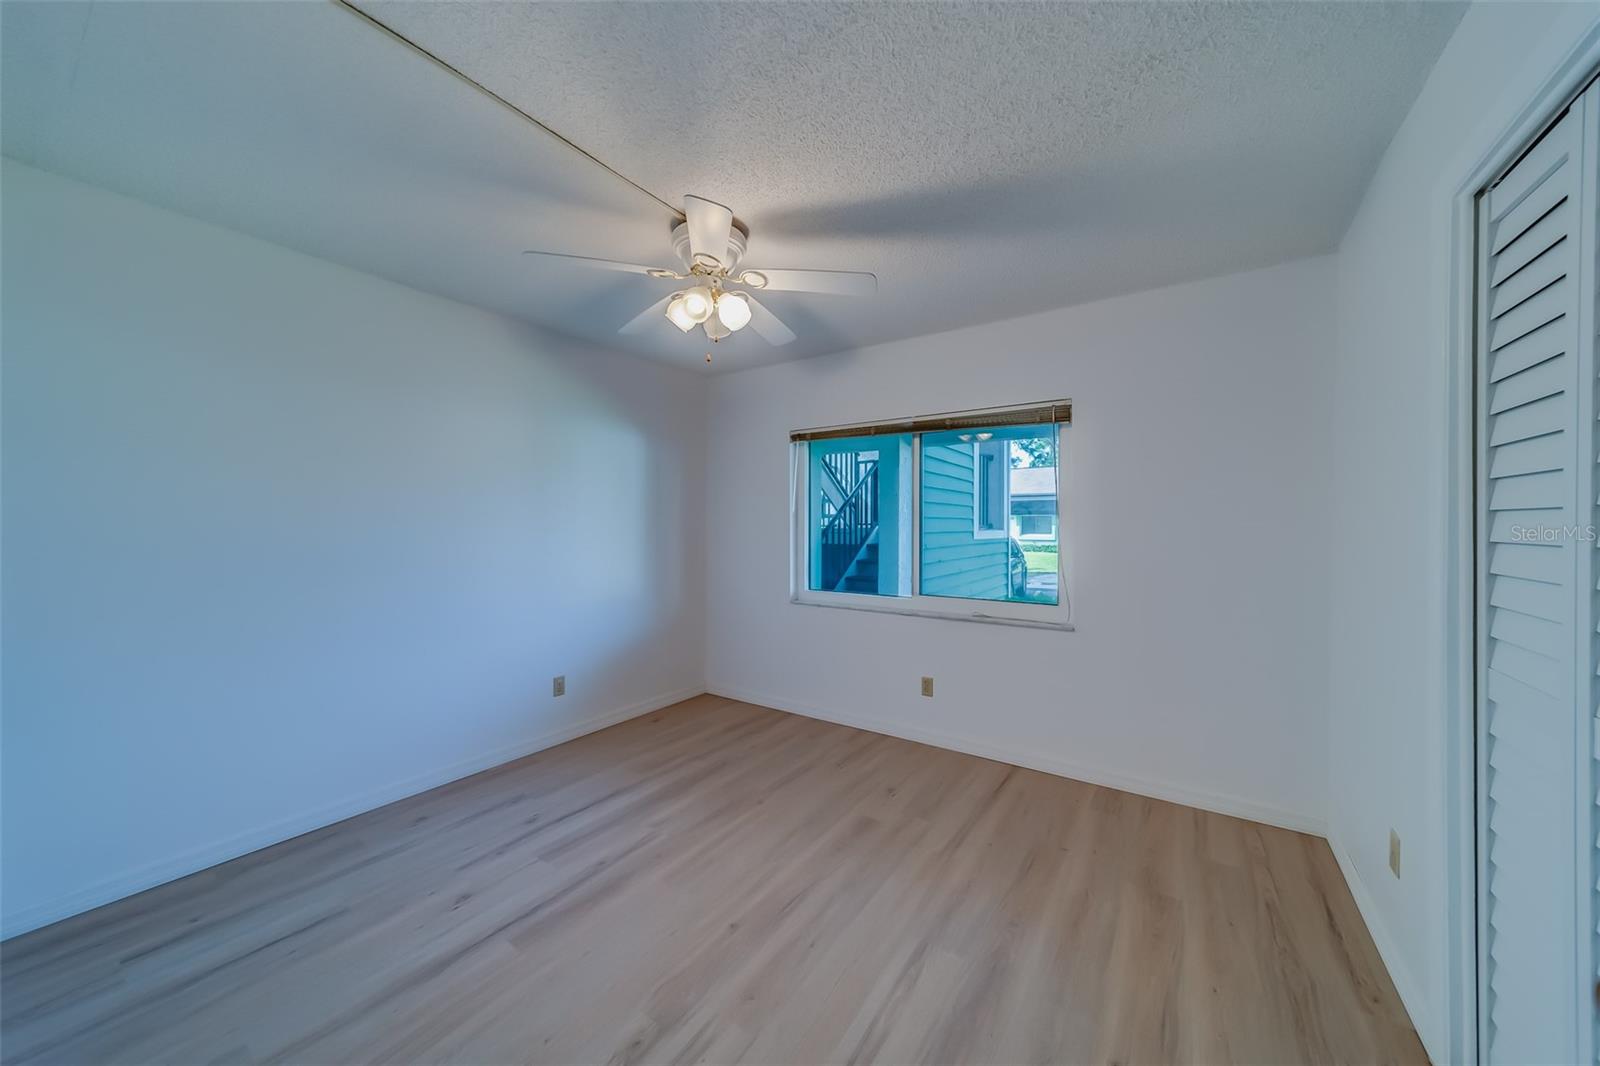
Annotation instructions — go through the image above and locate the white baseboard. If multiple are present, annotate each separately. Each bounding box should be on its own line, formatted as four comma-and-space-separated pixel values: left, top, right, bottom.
0, 687, 703, 941
1327, 834, 1439, 1065
706, 684, 1326, 836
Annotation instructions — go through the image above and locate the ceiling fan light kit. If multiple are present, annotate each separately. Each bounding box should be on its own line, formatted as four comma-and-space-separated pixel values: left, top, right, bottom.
523, 195, 877, 355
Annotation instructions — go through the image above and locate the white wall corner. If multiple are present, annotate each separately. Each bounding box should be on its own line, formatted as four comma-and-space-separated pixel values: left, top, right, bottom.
1327, 833, 1442, 1065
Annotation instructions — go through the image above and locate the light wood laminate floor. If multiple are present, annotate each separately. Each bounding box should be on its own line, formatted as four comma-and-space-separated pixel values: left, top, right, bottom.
1, 695, 1424, 1064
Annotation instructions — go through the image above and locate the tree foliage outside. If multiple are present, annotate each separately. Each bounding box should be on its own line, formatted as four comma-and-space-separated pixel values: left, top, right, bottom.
1010, 435, 1055, 469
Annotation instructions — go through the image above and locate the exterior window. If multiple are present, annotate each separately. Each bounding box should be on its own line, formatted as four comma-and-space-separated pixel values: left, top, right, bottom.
920, 425, 1057, 605
1015, 515, 1053, 536
804, 434, 911, 597
972, 439, 1009, 539
791, 405, 1067, 624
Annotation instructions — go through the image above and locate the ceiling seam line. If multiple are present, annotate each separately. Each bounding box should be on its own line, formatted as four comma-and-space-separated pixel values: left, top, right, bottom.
329, 0, 682, 220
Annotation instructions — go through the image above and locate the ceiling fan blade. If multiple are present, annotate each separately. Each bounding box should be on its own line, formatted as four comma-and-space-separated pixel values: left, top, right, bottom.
618, 295, 673, 336
745, 295, 797, 346
683, 195, 734, 268
522, 250, 681, 278
739, 267, 877, 296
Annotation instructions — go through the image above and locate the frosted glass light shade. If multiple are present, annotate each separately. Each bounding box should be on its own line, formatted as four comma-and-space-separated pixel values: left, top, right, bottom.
715, 291, 751, 332
665, 293, 696, 332
681, 286, 714, 324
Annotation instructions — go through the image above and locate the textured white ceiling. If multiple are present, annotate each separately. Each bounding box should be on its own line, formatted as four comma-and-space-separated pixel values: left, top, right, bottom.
2, 1, 1463, 371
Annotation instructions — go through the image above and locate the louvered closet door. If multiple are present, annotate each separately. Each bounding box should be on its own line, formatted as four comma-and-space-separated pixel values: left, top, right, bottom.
1476, 81, 1598, 1066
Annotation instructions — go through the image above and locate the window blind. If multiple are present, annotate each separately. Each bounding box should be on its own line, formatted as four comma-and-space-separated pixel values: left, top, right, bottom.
789, 400, 1071, 443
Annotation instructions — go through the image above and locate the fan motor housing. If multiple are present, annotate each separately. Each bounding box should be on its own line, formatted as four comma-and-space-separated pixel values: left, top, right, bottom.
671, 219, 749, 274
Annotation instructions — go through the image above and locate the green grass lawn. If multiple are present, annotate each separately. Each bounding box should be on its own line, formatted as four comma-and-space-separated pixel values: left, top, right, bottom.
1022, 548, 1058, 576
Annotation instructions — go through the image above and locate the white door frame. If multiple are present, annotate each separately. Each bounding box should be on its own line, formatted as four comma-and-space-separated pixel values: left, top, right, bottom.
1447, 24, 1600, 1065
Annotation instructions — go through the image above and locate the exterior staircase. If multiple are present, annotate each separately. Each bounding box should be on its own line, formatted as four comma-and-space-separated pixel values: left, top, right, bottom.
836, 533, 880, 593
819, 456, 880, 593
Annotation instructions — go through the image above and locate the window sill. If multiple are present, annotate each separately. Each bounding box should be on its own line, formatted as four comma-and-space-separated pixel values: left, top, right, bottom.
789, 595, 1075, 631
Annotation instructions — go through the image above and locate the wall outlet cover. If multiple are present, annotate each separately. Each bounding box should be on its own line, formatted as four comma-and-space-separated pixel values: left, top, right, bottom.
920, 676, 934, 697
1388, 829, 1401, 878
552, 675, 566, 698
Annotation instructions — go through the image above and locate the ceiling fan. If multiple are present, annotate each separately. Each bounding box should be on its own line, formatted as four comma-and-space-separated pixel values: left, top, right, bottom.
522, 195, 877, 347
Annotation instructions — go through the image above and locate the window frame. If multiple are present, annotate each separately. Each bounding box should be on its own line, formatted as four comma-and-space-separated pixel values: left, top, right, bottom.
970, 439, 1010, 541
789, 411, 1072, 631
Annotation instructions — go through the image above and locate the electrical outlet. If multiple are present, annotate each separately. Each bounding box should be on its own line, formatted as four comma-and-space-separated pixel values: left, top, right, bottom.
552, 675, 565, 698
1389, 829, 1401, 878
920, 676, 934, 697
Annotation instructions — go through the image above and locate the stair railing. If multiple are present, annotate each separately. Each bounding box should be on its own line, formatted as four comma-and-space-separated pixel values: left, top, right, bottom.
819, 462, 879, 591
822, 452, 870, 494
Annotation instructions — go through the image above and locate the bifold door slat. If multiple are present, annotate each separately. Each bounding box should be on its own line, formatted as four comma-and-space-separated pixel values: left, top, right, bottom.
1491, 240, 1570, 318
1487, 663, 1566, 713
1488, 126, 1571, 222
1488, 572, 1568, 623
1489, 469, 1568, 511
1488, 608, 1566, 660
1489, 318, 1569, 381
1489, 542, 1568, 585
1492, 156, 1570, 253
1489, 394, 1569, 446
1487, 702, 1571, 764
1491, 199, 1574, 286
1489, 430, 1568, 479
1488, 643, 1566, 696
1488, 507, 1568, 542
1489, 352, 1569, 413
1490, 277, 1570, 351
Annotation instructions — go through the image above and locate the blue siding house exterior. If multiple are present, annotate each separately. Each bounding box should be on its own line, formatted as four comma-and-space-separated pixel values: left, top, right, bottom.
919, 440, 1010, 600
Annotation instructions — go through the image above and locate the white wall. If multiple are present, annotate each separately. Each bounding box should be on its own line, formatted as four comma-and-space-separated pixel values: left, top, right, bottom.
705, 256, 1337, 834
1326, 4, 1600, 1062
0, 159, 707, 937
